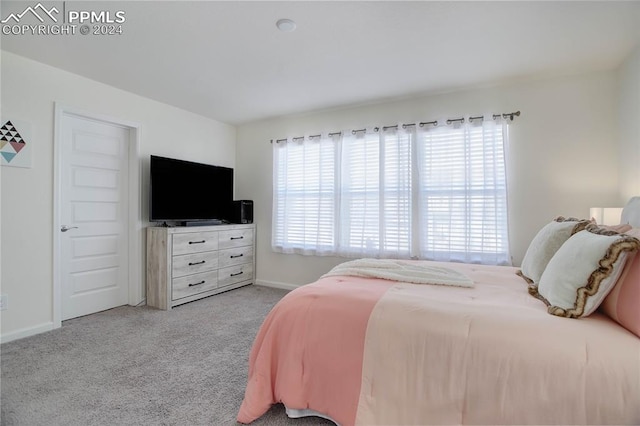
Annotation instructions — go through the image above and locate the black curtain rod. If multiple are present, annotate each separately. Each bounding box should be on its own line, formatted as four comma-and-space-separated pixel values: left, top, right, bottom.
270, 111, 520, 143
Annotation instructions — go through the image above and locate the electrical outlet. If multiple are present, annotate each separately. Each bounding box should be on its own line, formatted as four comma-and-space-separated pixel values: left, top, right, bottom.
0, 294, 7, 311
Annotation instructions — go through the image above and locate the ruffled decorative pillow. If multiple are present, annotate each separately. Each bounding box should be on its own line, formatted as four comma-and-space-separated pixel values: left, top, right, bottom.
599, 224, 632, 233
517, 217, 591, 286
600, 228, 640, 336
531, 225, 640, 318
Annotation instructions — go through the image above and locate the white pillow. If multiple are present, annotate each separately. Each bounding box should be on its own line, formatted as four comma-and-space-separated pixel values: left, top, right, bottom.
534, 226, 640, 318
621, 196, 640, 227
518, 217, 590, 286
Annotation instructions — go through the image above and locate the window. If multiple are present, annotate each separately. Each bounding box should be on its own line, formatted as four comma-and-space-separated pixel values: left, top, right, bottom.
416, 123, 509, 265
272, 135, 336, 255
337, 130, 412, 257
272, 119, 511, 265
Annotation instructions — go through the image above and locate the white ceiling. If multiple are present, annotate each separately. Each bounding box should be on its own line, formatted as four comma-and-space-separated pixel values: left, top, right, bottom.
3, 1, 640, 125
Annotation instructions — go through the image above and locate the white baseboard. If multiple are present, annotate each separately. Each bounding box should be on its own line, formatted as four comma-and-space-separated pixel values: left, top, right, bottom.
256, 279, 301, 291
1, 321, 57, 344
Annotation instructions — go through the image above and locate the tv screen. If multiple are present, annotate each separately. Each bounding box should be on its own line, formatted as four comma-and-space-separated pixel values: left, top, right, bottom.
150, 155, 233, 222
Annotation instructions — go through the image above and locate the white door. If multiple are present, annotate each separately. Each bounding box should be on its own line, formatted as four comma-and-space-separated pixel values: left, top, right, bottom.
60, 114, 130, 320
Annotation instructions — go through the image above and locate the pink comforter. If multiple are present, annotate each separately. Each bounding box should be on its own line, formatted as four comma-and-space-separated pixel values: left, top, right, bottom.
238, 261, 640, 425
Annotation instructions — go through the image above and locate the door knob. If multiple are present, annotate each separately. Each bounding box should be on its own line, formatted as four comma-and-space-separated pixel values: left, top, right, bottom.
60, 225, 78, 232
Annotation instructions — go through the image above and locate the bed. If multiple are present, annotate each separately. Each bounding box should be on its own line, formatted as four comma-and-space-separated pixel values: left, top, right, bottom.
237, 199, 640, 425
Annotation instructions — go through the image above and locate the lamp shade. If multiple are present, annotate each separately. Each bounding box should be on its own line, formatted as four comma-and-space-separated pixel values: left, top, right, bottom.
590, 207, 623, 226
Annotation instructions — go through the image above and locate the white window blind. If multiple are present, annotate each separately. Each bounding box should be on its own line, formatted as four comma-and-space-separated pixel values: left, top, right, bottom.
272, 136, 336, 255
272, 119, 511, 265
416, 120, 510, 264
337, 129, 412, 257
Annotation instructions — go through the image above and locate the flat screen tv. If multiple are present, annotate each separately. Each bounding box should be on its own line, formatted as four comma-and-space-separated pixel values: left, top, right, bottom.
149, 155, 233, 223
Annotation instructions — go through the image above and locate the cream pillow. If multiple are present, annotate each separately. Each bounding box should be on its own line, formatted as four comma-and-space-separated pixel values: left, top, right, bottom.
518, 217, 591, 286
533, 225, 640, 318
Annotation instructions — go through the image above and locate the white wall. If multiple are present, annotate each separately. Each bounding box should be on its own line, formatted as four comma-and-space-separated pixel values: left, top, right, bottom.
617, 45, 640, 202
236, 71, 620, 288
0, 51, 236, 340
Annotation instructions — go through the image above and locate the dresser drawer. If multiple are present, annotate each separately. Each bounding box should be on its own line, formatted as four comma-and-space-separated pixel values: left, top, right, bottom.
172, 251, 219, 278
172, 270, 218, 300
218, 263, 253, 288
172, 231, 218, 256
218, 246, 254, 269
218, 228, 253, 250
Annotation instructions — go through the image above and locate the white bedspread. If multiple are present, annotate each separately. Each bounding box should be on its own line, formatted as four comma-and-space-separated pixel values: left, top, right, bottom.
322, 258, 474, 287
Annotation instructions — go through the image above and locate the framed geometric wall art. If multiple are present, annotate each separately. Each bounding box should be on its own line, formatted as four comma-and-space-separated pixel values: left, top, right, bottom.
1, 119, 32, 168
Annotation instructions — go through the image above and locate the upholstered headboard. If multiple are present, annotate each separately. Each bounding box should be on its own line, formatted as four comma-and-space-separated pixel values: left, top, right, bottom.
621, 197, 640, 227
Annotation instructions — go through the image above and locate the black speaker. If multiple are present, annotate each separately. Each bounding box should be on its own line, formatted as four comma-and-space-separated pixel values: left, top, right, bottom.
228, 200, 253, 224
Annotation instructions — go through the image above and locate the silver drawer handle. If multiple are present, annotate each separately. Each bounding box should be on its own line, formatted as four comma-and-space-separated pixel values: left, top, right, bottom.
188, 280, 205, 287
230, 236, 244, 240
230, 271, 244, 277
188, 260, 205, 266
189, 240, 206, 245
230, 254, 243, 259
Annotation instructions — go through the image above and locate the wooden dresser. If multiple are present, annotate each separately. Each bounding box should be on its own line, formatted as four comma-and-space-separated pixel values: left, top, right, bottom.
146, 224, 255, 310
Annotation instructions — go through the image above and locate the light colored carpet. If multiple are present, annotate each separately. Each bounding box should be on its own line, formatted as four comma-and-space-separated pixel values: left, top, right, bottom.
1, 285, 333, 426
